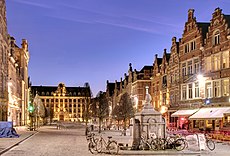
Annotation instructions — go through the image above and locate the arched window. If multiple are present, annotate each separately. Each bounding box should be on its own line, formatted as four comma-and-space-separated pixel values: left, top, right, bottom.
213, 30, 220, 45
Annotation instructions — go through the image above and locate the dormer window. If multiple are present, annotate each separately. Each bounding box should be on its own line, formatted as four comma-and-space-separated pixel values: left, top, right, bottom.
213, 31, 220, 45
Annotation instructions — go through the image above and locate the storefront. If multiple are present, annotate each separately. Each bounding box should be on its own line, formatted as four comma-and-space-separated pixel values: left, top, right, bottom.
171, 109, 199, 129
189, 107, 230, 131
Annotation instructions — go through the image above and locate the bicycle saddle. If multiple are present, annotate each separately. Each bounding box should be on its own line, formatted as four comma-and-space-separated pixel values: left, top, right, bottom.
108, 136, 112, 139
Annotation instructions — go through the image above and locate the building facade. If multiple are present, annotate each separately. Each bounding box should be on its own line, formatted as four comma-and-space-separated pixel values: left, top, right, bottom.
0, 0, 8, 121
8, 37, 30, 126
106, 8, 230, 132
31, 83, 91, 122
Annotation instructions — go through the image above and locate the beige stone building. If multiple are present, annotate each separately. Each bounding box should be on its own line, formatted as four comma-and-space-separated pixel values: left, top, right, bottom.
31, 83, 91, 122
8, 37, 30, 126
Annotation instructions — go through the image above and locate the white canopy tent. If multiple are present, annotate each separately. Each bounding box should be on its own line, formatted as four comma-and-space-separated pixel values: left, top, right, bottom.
189, 107, 230, 120
171, 109, 199, 117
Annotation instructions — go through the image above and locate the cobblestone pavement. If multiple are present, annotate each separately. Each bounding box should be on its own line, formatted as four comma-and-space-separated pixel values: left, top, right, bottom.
1, 125, 230, 156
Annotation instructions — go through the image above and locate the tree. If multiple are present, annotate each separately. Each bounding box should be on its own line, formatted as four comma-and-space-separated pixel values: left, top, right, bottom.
92, 91, 109, 133
112, 92, 134, 136
82, 82, 92, 135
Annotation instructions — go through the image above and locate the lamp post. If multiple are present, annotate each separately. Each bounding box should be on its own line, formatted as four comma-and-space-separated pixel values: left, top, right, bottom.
28, 103, 34, 131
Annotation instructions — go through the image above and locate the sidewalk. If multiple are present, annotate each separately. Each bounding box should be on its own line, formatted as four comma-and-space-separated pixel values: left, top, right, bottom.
0, 126, 38, 155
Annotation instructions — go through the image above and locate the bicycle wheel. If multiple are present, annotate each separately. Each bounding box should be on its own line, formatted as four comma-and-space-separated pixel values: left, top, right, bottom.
174, 139, 186, 151
88, 142, 97, 154
138, 140, 145, 150
96, 140, 103, 153
150, 138, 158, 150
108, 141, 119, 155
206, 139, 215, 151
159, 138, 167, 150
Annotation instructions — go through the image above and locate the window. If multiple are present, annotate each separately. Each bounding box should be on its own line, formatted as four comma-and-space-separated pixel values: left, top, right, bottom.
195, 82, 199, 98
213, 31, 220, 45
223, 79, 229, 96
188, 83, 193, 99
184, 43, 189, 53
214, 81, 220, 97
213, 54, 220, 70
182, 63, 186, 76
205, 82, 212, 98
162, 93, 166, 105
162, 75, 167, 87
194, 58, 199, 73
187, 60, 193, 75
190, 41, 196, 51
222, 51, 229, 69
182, 85, 187, 100
205, 56, 212, 72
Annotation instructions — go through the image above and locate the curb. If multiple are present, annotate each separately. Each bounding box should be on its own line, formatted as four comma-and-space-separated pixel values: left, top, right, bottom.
118, 150, 202, 155
0, 131, 39, 155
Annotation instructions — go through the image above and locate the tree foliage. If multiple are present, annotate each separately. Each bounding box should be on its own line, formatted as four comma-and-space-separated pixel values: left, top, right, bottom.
112, 92, 134, 135
91, 91, 109, 132
82, 82, 92, 125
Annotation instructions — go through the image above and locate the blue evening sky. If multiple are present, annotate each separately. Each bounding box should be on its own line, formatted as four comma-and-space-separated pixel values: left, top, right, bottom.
6, 0, 230, 96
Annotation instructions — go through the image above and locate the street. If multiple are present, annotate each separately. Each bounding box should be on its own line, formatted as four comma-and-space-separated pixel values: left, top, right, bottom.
2, 124, 230, 156
2, 124, 90, 156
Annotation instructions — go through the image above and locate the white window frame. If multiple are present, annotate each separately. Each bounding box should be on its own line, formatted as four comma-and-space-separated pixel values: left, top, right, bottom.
222, 79, 229, 96
194, 82, 200, 98
188, 83, 193, 99
182, 85, 187, 100
222, 51, 229, 69
182, 63, 186, 76
205, 56, 212, 72
187, 60, 193, 75
213, 81, 221, 97
194, 58, 199, 73
213, 54, 220, 71
205, 82, 212, 98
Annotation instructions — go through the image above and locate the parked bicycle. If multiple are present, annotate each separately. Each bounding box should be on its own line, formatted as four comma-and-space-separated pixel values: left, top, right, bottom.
139, 135, 152, 150
164, 135, 186, 151
86, 132, 99, 154
96, 134, 119, 155
204, 133, 215, 151
150, 137, 166, 150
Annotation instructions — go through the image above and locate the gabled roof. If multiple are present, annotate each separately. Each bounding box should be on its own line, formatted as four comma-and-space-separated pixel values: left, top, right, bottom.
156, 58, 162, 65
224, 15, 230, 27
107, 82, 115, 96
140, 66, 153, 73
31, 85, 89, 97
166, 53, 171, 62
197, 22, 210, 40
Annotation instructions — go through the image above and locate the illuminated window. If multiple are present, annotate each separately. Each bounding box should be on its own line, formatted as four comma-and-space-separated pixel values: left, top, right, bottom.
205, 56, 212, 72
182, 85, 187, 100
222, 51, 229, 69
195, 82, 199, 98
213, 54, 220, 70
187, 60, 193, 75
214, 81, 220, 97
194, 58, 199, 73
223, 79, 229, 96
182, 63, 186, 76
205, 82, 212, 98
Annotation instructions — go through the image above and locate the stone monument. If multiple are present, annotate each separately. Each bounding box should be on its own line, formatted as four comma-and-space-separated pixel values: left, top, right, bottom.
131, 86, 166, 149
